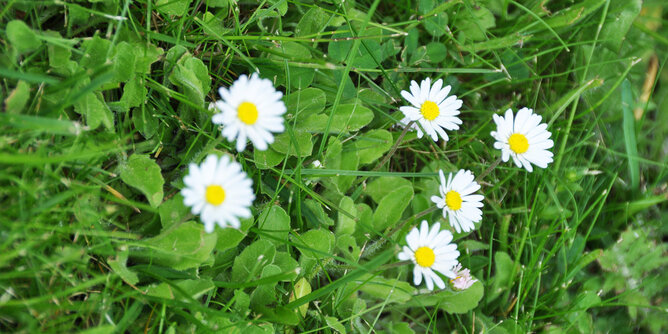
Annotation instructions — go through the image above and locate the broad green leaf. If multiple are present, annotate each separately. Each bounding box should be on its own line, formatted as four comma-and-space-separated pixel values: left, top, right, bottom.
372, 185, 413, 231
200, 12, 227, 37
74, 92, 114, 130
425, 42, 447, 63
274, 42, 314, 89
353, 129, 393, 165
423, 12, 448, 37
543, 0, 606, 29
132, 105, 158, 139
325, 316, 346, 334
6, 20, 42, 54
336, 196, 357, 235
231, 239, 276, 282
112, 42, 137, 82
407, 281, 484, 314
206, 0, 228, 8
286, 88, 326, 120
304, 199, 334, 227
270, 130, 313, 157
120, 154, 164, 207
353, 274, 416, 303
134, 42, 163, 75
138, 221, 217, 270
292, 229, 335, 259
80, 35, 111, 69
301, 103, 374, 134
120, 76, 147, 112
233, 290, 250, 313
144, 279, 214, 302
328, 27, 383, 68
488, 251, 517, 302
4, 81, 30, 114
290, 277, 311, 317
323, 138, 360, 194
215, 217, 253, 252
45, 31, 76, 75
258, 205, 291, 242
155, 0, 192, 16
158, 194, 189, 229
457, 6, 495, 42
336, 234, 360, 260
253, 147, 284, 169
169, 55, 211, 107
250, 264, 281, 307
107, 247, 139, 285
601, 0, 642, 50
272, 252, 298, 281
295, 6, 329, 37
366, 177, 412, 204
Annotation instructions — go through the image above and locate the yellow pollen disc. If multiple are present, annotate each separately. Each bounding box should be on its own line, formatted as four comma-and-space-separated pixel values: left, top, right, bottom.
205, 185, 226, 206
420, 100, 440, 121
415, 247, 436, 267
445, 190, 462, 211
508, 133, 529, 154
237, 102, 259, 125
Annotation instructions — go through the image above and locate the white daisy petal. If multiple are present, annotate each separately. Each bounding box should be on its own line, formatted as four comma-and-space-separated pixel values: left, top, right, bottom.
181, 154, 254, 232
491, 107, 554, 172
396, 77, 462, 142
399, 220, 460, 291
434, 169, 484, 233
212, 73, 286, 151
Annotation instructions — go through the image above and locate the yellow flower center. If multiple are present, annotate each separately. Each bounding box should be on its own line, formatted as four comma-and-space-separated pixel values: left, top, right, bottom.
445, 190, 462, 211
237, 102, 259, 125
415, 246, 436, 267
508, 133, 529, 154
205, 185, 226, 206
420, 100, 440, 121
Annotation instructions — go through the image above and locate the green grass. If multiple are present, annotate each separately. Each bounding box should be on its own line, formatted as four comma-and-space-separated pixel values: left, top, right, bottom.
1, 0, 667, 333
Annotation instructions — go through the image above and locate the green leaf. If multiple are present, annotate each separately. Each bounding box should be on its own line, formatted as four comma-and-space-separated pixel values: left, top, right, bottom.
488, 251, 518, 302
200, 12, 227, 37
4, 81, 30, 114
169, 55, 211, 107
407, 281, 484, 314
258, 205, 291, 242
215, 217, 252, 252
80, 35, 111, 69
372, 185, 413, 231
327, 27, 383, 68
304, 199, 334, 227
155, 0, 192, 16
336, 234, 361, 260
543, 0, 606, 29
457, 6, 495, 42
138, 221, 217, 270
353, 129, 393, 165
600, 0, 642, 50
134, 42, 163, 75
290, 277, 311, 317
301, 103, 374, 134
107, 247, 138, 285
293, 229, 335, 259
253, 147, 284, 169
158, 194, 189, 230
353, 274, 415, 303
274, 42, 314, 89
120, 154, 164, 207
336, 196, 357, 235
272, 252, 298, 281
6, 20, 42, 54
325, 316, 346, 334
271, 130, 313, 157
120, 76, 147, 112
45, 31, 76, 75
231, 240, 276, 282
133, 105, 158, 139
366, 177, 412, 204
144, 279, 214, 302
295, 6, 329, 37
423, 12, 448, 37
74, 92, 114, 130
425, 42, 447, 63
621, 79, 639, 190
286, 88, 327, 120
112, 42, 137, 82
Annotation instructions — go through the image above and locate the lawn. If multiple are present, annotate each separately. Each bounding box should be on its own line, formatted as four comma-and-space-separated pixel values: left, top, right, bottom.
1, 0, 667, 333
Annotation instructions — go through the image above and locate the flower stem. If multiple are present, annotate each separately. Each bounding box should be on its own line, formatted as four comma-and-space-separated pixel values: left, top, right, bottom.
476, 157, 503, 183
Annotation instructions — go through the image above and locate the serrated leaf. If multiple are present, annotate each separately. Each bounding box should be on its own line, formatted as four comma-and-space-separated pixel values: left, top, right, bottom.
120, 154, 164, 207
138, 221, 217, 270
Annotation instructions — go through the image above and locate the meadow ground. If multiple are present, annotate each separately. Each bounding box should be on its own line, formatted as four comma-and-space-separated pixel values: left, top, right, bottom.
1, 0, 667, 333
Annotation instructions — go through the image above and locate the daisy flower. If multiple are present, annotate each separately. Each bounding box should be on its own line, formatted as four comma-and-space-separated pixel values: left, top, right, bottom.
212, 73, 287, 152
431, 169, 484, 233
398, 221, 460, 290
399, 78, 463, 142
181, 154, 255, 232
450, 263, 477, 290
490, 107, 554, 172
